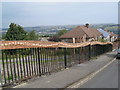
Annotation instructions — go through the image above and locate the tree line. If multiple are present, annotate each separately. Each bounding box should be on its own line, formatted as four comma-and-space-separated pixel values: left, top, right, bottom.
2, 23, 39, 41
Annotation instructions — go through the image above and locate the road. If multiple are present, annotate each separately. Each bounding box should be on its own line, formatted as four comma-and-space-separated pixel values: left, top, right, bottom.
80, 59, 118, 88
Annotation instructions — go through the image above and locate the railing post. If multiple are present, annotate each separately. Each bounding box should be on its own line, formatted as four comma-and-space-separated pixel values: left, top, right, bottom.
95, 45, 97, 56
102, 45, 104, 53
110, 44, 113, 51
0, 66, 2, 87
89, 45, 91, 60
91, 45, 93, 57
1, 50, 6, 85
0, 50, 3, 87
93, 45, 95, 57
109, 44, 112, 51
37, 48, 41, 76
64, 48, 67, 68
78, 47, 81, 64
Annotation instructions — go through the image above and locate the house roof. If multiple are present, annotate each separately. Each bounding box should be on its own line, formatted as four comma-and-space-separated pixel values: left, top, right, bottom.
59, 26, 85, 38
97, 28, 110, 38
80, 26, 102, 38
60, 25, 102, 39
106, 31, 118, 37
98, 29, 118, 37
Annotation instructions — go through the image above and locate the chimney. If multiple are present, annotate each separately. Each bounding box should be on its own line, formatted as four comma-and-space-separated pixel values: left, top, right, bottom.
85, 23, 89, 28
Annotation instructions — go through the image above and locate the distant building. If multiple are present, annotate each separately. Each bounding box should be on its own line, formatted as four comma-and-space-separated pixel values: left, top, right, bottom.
97, 28, 118, 42
39, 36, 49, 41
59, 24, 102, 43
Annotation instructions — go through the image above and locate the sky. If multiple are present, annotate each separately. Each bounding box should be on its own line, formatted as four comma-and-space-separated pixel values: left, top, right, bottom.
2, 2, 118, 28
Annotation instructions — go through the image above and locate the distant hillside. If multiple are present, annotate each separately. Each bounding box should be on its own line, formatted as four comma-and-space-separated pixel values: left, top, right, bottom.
91, 24, 118, 35
23, 25, 78, 35
2, 24, 119, 35
2, 25, 78, 35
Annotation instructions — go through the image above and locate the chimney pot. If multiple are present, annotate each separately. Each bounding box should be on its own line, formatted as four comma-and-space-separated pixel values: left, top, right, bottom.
85, 23, 89, 28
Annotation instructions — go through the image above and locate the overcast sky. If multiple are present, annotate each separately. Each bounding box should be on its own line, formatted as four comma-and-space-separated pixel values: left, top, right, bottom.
2, 2, 118, 28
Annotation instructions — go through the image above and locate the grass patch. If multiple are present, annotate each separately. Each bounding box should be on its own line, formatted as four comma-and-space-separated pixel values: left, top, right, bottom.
6, 75, 18, 80
91, 57, 97, 60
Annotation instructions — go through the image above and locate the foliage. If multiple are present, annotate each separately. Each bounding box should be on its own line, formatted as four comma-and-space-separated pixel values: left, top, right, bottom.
5, 23, 27, 40
56, 29, 68, 36
2, 33, 6, 40
26, 30, 39, 40
4, 23, 39, 41
3, 23, 39, 55
92, 24, 118, 34
98, 38, 107, 42
104, 26, 118, 34
50, 29, 68, 42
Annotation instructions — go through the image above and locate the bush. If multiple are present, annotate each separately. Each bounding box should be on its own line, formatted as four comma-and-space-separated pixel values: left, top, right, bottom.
98, 38, 107, 42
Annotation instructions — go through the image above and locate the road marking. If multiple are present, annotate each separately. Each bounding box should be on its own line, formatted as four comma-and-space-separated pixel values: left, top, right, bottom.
67, 58, 116, 88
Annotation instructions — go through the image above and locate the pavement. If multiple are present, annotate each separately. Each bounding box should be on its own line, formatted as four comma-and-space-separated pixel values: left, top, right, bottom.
14, 51, 117, 88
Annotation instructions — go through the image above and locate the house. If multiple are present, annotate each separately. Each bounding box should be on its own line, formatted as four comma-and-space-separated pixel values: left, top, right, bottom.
97, 28, 110, 41
59, 24, 102, 43
106, 31, 118, 42
97, 28, 118, 42
39, 36, 50, 41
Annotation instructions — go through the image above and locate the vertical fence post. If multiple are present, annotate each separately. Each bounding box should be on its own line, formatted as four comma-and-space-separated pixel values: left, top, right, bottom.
37, 48, 41, 76
89, 45, 91, 60
93, 45, 94, 57
109, 44, 111, 51
64, 48, 67, 68
111, 44, 113, 51
0, 50, 4, 86
5, 50, 10, 83
109, 44, 112, 51
2, 50, 6, 85
0, 51, 2, 86
91, 45, 93, 58
0, 64, 2, 87
102, 45, 104, 54
78, 47, 81, 64
95, 45, 97, 56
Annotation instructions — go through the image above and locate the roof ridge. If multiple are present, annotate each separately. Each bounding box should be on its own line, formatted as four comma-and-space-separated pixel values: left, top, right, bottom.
79, 26, 90, 37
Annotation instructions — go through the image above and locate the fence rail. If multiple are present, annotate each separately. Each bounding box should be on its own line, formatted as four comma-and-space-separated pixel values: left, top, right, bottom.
0, 42, 112, 87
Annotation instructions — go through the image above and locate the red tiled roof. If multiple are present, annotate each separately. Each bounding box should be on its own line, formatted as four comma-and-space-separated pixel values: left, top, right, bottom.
80, 26, 102, 38
60, 26, 85, 38
59, 25, 102, 39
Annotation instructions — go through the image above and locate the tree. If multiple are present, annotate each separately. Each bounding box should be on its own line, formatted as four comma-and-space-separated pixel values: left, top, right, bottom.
49, 29, 68, 42
56, 29, 68, 36
98, 38, 107, 42
2, 33, 6, 40
5, 23, 27, 40
26, 30, 39, 40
